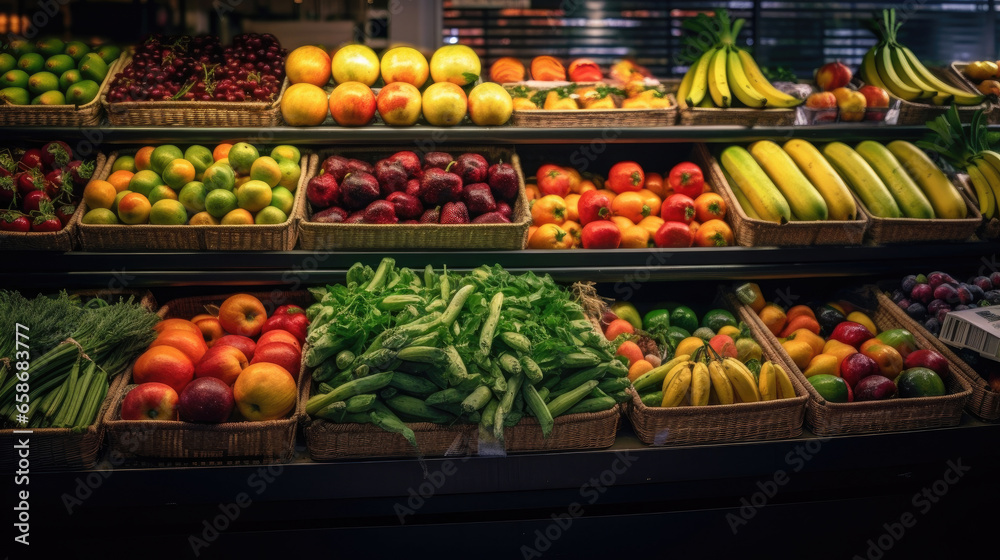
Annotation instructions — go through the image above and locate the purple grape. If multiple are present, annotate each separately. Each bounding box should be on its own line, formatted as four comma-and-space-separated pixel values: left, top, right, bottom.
906, 302, 927, 321
911, 283, 933, 304
934, 283, 959, 304
901, 275, 918, 293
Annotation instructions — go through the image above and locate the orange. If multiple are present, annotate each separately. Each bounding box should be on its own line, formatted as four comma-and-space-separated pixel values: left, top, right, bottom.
117, 192, 152, 224
213, 143, 233, 162
280, 82, 330, 127
106, 169, 134, 192
82, 180, 117, 210
717, 324, 741, 339
781, 338, 815, 370
131, 345, 195, 394
162, 158, 196, 190
221, 208, 254, 225
604, 318, 635, 341
637, 189, 662, 218
758, 303, 787, 337
189, 211, 220, 225
133, 146, 155, 171
564, 193, 581, 222
153, 318, 202, 336
611, 191, 652, 223
615, 340, 644, 366
628, 359, 655, 382
619, 224, 650, 248
150, 328, 209, 364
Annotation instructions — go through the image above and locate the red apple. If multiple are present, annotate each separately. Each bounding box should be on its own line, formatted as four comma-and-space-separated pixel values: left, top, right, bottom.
376, 81, 423, 126
806, 91, 837, 109
256, 329, 302, 353
194, 317, 225, 347
250, 342, 303, 379
177, 377, 235, 423
195, 344, 249, 386
217, 294, 268, 338
213, 334, 257, 361
120, 382, 179, 421
858, 84, 891, 122
840, 352, 879, 389
816, 61, 852, 91
903, 349, 950, 382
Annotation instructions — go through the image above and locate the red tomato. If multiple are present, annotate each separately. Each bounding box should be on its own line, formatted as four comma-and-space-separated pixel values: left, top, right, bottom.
660, 193, 696, 224
606, 161, 645, 194
577, 189, 614, 225
653, 221, 694, 248
668, 162, 704, 198
536, 164, 571, 197
581, 220, 622, 249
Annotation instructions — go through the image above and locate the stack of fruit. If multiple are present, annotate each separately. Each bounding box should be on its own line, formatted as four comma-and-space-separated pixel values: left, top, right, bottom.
857, 10, 984, 109
0, 37, 120, 106
281, 43, 512, 127
80, 142, 301, 226
736, 282, 953, 404
306, 150, 519, 225
105, 34, 285, 103
526, 160, 734, 249
675, 10, 802, 110
805, 61, 891, 123
1, 142, 96, 233
888, 270, 1000, 336
719, 138, 967, 224
121, 294, 306, 424
959, 60, 1000, 97
597, 300, 796, 407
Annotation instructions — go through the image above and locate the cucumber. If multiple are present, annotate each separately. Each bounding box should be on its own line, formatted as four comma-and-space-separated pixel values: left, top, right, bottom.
719, 145, 792, 224
748, 140, 829, 221
565, 396, 616, 415
385, 394, 455, 423
822, 141, 902, 218
388, 371, 439, 397
640, 390, 664, 407
855, 141, 935, 219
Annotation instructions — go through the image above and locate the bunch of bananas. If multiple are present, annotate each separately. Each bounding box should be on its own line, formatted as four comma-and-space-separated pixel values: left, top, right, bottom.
921, 106, 1000, 220
965, 152, 1000, 220
676, 11, 802, 110
632, 348, 797, 408
858, 9, 984, 107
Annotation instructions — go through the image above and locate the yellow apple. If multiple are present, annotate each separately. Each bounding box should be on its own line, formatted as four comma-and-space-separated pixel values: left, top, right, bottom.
467, 82, 513, 126
331, 44, 380, 86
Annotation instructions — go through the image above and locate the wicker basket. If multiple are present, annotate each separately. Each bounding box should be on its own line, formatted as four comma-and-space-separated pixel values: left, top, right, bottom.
737, 287, 972, 436
886, 65, 991, 125
0, 152, 106, 251
874, 290, 1000, 421
0, 289, 157, 471
101, 55, 286, 127
500, 404, 621, 452
74, 151, 314, 251
0, 54, 126, 127
511, 99, 677, 128
102, 290, 310, 464
298, 146, 530, 250
696, 143, 869, 246
679, 105, 796, 126
948, 62, 1000, 124
857, 181, 982, 244
625, 291, 807, 446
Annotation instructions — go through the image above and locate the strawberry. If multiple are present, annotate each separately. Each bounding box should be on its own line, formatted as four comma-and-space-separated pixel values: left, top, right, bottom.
23, 190, 49, 214
30, 200, 61, 232
453, 153, 488, 184
423, 151, 454, 171
0, 210, 30, 232
362, 199, 398, 224
66, 160, 95, 188
386, 191, 424, 220
0, 175, 16, 206
440, 201, 470, 224
420, 167, 463, 205
388, 151, 422, 179
312, 206, 348, 223
340, 172, 380, 210
18, 149, 42, 172
306, 173, 340, 209
55, 203, 77, 226
471, 211, 511, 223
487, 162, 518, 201
419, 206, 441, 224
321, 155, 351, 181
41, 141, 73, 170
16, 169, 43, 195
374, 158, 408, 197
463, 182, 497, 215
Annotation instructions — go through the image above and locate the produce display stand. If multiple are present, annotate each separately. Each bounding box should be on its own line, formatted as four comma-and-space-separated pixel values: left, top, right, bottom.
6, 123, 1000, 557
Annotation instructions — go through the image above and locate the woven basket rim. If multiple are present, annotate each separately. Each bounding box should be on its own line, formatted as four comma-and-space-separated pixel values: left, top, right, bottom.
0, 53, 126, 114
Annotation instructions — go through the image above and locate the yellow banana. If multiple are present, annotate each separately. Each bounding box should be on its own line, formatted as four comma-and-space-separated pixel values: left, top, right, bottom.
734, 48, 802, 108
973, 158, 1000, 220
661, 365, 692, 408
758, 361, 777, 401
782, 139, 857, 221
966, 164, 996, 220
898, 45, 985, 106
708, 360, 735, 405
726, 47, 767, 108
723, 358, 760, 403
873, 44, 930, 101
720, 145, 791, 224
676, 60, 697, 109
660, 360, 693, 393
688, 361, 711, 407
686, 47, 717, 108
931, 93, 955, 106
773, 362, 796, 400
721, 166, 761, 220
858, 48, 889, 90
886, 140, 968, 219
708, 46, 731, 108
887, 44, 939, 94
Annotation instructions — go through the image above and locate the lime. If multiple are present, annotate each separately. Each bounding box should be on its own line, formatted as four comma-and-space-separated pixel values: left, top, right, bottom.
807, 374, 849, 403
112, 155, 136, 173
150, 145, 183, 175
81, 208, 119, 224
669, 305, 698, 334
702, 309, 737, 333
895, 367, 946, 398
643, 309, 670, 333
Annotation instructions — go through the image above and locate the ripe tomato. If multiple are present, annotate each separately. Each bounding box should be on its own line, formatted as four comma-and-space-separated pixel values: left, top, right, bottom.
694, 192, 727, 222
653, 221, 694, 248
536, 164, 571, 197
530, 194, 567, 226
610, 191, 651, 223
606, 161, 645, 194
695, 219, 735, 247
643, 171, 668, 198
528, 223, 573, 249
660, 193, 696, 224
581, 220, 622, 249
668, 162, 704, 198
577, 189, 614, 225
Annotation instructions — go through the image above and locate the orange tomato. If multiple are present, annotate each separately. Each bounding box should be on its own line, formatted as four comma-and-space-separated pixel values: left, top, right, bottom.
528, 223, 573, 249
616, 340, 644, 366
213, 143, 233, 162
611, 191, 652, 223
576, 178, 597, 195
604, 318, 635, 341
643, 171, 668, 198
564, 193, 581, 222
637, 189, 662, 218
694, 192, 727, 222
636, 215, 665, 238
536, 164, 572, 197
563, 167, 582, 193
530, 194, 568, 226
758, 303, 787, 337
527, 225, 538, 241
525, 184, 541, 201
688, 220, 701, 236
619, 225, 650, 248
611, 215, 635, 231
561, 219, 582, 247
694, 219, 734, 247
